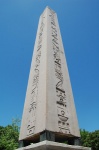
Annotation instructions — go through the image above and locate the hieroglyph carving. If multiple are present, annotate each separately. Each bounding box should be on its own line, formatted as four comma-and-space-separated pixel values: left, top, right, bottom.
49, 9, 71, 134
26, 15, 45, 136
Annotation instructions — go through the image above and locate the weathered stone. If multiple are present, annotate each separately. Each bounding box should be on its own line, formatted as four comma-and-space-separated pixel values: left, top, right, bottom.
19, 6, 80, 143
16, 140, 91, 150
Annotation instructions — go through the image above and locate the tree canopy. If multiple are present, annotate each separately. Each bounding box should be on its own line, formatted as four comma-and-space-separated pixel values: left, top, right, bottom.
0, 119, 20, 150
80, 129, 99, 150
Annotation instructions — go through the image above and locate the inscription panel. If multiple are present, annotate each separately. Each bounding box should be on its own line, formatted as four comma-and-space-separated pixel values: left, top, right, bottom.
49, 9, 71, 134
26, 15, 45, 137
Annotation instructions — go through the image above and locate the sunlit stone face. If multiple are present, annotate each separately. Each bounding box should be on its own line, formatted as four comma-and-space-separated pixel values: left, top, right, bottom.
19, 7, 80, 141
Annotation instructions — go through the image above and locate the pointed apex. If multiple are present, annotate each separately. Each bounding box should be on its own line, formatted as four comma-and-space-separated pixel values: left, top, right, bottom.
44, 6, 55, 14
45, 6, 49, 9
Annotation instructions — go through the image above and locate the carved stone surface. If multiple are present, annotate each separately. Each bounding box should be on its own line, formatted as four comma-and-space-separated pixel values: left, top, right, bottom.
16, 140, 91, 150
19, 7, 80, 141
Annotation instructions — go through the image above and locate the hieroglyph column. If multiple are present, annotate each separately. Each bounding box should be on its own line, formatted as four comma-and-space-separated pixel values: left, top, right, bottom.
19, 7, 80, 141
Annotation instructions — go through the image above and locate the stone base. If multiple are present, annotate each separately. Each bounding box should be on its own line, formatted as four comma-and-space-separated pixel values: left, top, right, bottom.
16, 140, 91, 150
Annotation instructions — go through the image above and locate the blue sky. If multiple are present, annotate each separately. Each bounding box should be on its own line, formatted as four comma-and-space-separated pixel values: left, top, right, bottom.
0, 0, 99, 132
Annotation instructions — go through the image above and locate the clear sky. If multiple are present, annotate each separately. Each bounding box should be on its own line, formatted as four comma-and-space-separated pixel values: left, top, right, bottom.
0, 0, 99, 132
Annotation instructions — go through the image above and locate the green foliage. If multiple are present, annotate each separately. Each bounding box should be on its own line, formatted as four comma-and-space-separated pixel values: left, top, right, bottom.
80, 129, 99, 150
0, 119, 20, 150
90, 130, 99, 150
80, 129, 91, 147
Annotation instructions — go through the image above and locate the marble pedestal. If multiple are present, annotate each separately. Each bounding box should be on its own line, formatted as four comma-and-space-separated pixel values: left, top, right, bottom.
16, 140, 91, 150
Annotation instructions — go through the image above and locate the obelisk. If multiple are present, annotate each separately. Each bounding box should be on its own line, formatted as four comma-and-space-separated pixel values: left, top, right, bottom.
17, 7, 91, 149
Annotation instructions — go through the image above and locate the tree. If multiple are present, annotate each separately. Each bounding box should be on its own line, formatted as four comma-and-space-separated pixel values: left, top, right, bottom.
80, 129, 91, 147
80, 129, 99, 150
0, 119, 20, 150
90, 130, 99, 150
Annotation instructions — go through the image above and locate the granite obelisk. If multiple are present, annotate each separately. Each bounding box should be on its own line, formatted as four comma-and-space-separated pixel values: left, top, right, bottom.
19, 7, 81, 146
